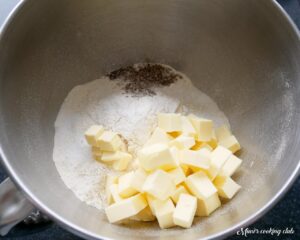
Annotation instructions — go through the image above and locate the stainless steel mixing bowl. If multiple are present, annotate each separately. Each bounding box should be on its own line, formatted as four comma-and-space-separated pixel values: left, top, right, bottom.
0, 0, 299, 239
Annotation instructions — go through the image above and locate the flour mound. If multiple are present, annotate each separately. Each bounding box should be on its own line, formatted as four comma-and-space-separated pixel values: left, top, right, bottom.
53, 64, 229, 210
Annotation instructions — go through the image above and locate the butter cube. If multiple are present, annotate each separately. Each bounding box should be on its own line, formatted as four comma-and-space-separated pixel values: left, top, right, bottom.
92, 146, 102, 157
196, 192, 221, 216
112, 152, 132, 171
131, 206, 156, 221
216, 125, 231, 142
96, 131, 123, 151
158, 113, 182, 133
173, 194, 197, 228
143, 170, 176, 200
185, 172, 220, 217
106, 176, 118, 205
101, 151, 119, 162
169, 135, 195, 150
181, 149, 210, 170
220, 155, 242, 177
118, 172, 139, 198
188, 115, 213, 142
167, 167, 186, 185
130, 168, 148, 192
101, 151, 132, 163
105, 194, 147, 223
113, 158, 130, 171
213, 176, 241, 199
109, 184, 124, 203
181, 116, 196, 137
85, 125, 104, 146
145, 127, 173, 147
171, 185, 189, 203
219, 135, 241, 153
185, 172, 217, 199
154, 198, 175, 229
206, 146, 232, 180
138, 144, 177, 171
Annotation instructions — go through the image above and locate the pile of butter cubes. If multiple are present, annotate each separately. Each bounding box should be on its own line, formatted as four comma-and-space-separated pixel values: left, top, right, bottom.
84, 125, 132, 171
85, 113, 242, 229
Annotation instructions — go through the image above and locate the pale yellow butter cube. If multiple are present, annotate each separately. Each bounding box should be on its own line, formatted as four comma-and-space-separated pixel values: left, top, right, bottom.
173, 193, 197, 228
101, 151, 118, 162
112, 152, 132, 171
196, 192, 221, 216
101, 151, 131, 162
106, 176, 118, 205
145, 127, 173, 147
105, 194, 147, 223
143, 170, 176, 200
181, 116, 196, 137
181, 149, 210, 170
185, 172, 217, 199
206, 146, 232, 180
185, 172, 221, 217
171, 185, 189, 203
169, 135, 195, 150
213, 176, 241, 199
219, 135, 241, 153
167, 167, 186, 185
188, 115, 213, 142
130, 168, 148, 192
138, 144, 177, 171
158, 113, 182, 133
154, 198, 175, 229
112, 159, 130, 171
131, 206, 156, 222
109, 184, 124, 203
216, 125, 231, 142
85, 125, 104, 146
219, 154, 242, 177
92, 146, 102, 157
96, 131, 122, 151
118, 172, 139, 198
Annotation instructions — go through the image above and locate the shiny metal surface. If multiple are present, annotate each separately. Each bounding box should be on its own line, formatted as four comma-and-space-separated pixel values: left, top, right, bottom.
0, 0, 299, 239
0, 178, 34, 236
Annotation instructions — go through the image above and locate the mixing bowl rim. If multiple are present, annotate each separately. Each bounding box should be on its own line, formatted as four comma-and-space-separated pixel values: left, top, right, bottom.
0, 0, 299, 239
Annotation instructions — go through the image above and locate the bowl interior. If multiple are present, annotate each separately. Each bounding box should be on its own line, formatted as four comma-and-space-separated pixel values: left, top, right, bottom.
0, 0, 299, 239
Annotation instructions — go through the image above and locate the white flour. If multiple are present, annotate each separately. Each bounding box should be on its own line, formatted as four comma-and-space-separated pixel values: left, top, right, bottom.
53, 64, 229, 210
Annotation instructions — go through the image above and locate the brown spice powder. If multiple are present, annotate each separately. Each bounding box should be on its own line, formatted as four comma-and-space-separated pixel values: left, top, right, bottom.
107, 63, 181, 96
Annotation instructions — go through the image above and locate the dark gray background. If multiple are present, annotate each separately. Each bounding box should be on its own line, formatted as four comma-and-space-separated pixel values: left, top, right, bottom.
0, 0, 299, 239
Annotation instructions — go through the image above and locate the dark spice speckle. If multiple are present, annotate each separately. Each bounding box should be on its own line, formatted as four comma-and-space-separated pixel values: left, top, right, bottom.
107, 63, 181, 96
